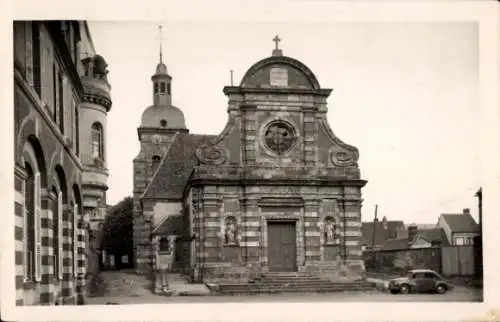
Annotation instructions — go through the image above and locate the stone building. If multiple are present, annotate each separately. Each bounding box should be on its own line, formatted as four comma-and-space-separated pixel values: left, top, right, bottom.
133, 38, 366, 286
13, 21, 111, 305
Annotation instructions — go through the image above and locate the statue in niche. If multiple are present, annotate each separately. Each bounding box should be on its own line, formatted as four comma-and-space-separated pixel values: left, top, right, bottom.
225, 217, 237, 245
325, 218, 336, 244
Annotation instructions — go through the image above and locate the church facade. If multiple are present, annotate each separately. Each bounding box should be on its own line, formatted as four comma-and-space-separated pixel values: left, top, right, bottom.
133, 40, 367, 284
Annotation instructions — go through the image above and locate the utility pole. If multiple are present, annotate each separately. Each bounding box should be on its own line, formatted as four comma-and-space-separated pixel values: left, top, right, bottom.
474, 187, 483, 278
371, 204, 378, 266
475, 187, 482, 233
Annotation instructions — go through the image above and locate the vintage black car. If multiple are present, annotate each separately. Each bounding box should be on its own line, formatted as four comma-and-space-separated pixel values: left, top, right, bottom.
387, 269, 454, 294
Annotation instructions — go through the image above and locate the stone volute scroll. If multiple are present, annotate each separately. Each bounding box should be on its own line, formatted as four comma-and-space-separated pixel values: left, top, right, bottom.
330, 148, 358, 168
196, 144, 227, 165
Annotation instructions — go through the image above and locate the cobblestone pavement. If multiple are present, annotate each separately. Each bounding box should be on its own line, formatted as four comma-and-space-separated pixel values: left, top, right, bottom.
86, 271, 482, 305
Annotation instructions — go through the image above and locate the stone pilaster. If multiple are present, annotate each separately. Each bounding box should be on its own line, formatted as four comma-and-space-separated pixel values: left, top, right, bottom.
304, 198, 320, 264
14, 165, 27, 306
338, 198, 365, 278
241, 104, 257, 165
39, 189, 55, 305
61, 205, 74, 303
303, 107, 317, 166
240, 197, 260, 266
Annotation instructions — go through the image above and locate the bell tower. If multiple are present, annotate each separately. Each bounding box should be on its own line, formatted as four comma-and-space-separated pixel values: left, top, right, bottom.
152, 26, 172, 106
132, 25, 188, 274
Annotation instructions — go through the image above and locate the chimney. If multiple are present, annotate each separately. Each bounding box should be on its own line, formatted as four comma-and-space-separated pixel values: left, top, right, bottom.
408, 224, 418, 243
382, 216, 388, 230
463, 208, 470, 215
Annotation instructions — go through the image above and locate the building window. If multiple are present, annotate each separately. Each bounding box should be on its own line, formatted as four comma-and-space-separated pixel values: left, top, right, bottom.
159, 237, 170, 252
160, 82, 166, 93
167, 83, 171, 95
91, 122, 104, 161
455, 237, 464, 246
32, 23, 41, 96
74, 99, 79, 156
160, 119, 167, 127
58, 72, 64, 133
154, 83, 159, 94
24, 163, 35, 281
152, 155, 161, 174
52, 64, 57, 121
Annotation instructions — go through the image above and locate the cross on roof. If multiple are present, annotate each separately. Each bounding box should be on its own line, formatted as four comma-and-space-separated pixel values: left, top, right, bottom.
273, 35, 281, 50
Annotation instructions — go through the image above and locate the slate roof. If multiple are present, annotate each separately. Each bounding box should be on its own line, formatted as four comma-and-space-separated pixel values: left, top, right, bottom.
361, 220, 405, 247
141, 132, 216, 200
152, 215, 185, 236
381, 238, 410, 251
440, 213, 479, 234
414, 228, 450, 246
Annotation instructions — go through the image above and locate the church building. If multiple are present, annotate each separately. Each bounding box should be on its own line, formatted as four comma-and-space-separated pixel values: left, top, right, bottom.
133, 36, 367, 285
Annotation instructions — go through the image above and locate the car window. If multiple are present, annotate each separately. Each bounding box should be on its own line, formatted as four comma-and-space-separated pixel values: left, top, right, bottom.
413, 272, 425, 279
424, 272, 437, 279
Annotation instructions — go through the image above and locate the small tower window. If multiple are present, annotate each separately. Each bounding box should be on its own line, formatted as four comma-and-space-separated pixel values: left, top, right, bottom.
152, 155, 161, 173
91, 122, 104, 161
160, 82, 166, 93
154, 83, 159, 93
167, 83, 171, 95
160, 119, 167, 127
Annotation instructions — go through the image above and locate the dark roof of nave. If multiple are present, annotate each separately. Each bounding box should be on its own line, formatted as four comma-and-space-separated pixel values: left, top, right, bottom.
152, 215, 184, 236
142, 132, 216, 200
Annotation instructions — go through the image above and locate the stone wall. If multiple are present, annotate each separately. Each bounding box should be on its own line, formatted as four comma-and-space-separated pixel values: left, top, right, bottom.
189, 184, 365, 282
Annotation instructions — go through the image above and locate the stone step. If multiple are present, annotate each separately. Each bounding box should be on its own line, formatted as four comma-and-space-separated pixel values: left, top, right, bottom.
253, 277, 325, 282
217, 284, 375, 294
249, 281, 348, 286
220, 282, 373, 289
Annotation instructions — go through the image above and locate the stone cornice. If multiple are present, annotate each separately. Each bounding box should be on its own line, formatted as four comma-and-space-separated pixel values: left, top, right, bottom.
189, 178, 367, 188
223, 86, 332, 97
82, 93, 112, 111
137, 127, 188, 140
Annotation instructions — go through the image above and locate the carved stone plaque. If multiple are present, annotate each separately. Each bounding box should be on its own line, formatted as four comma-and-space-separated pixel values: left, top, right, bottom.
270, 67, 288, 87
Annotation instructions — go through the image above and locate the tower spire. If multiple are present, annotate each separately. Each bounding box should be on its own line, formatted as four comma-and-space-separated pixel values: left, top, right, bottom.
159, 25, 163, 64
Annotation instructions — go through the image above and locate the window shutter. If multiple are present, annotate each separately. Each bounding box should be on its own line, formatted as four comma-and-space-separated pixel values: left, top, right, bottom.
73, 203, 78, 278
34, 172, 42, 282
58, 192, 63, 280
25, 22, 33, 85
22, 178, 28, 281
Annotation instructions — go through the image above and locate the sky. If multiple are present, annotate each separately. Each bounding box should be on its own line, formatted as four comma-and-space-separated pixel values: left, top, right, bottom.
87, 20, 480, 224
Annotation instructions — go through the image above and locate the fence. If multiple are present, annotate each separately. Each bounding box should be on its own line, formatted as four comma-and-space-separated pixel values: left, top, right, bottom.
365, 245, 477, 277
441, 245, 475, 276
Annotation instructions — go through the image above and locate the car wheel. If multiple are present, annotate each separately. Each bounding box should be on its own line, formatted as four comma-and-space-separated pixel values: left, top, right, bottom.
436, 285, 447, 294
400, 284, 411, 294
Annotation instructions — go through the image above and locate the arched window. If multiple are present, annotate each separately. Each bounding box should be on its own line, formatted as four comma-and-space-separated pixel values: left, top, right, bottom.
91, 122, 104, 161
154, 83, 159, 94
160, 82, 166, 93
24, 163, 35, 280
167, 83, 171, 95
